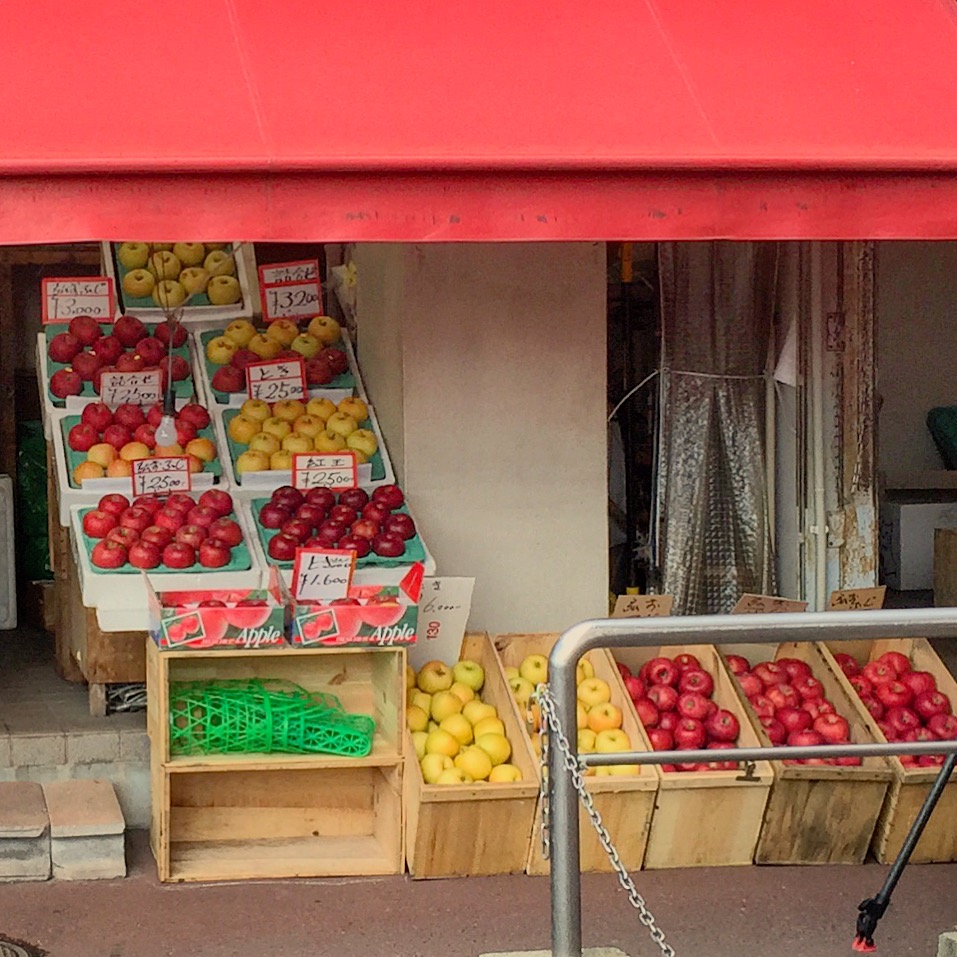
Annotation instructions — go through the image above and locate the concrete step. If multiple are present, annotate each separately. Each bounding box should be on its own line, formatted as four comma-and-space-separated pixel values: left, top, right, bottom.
0, 781, 50, 881
43, 780, 126, 880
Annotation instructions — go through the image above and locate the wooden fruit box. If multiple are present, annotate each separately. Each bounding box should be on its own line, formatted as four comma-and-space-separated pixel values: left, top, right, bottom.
491, 632, 659, 876
611, 644, 773, 869
720, 641, 892, 865
819, 637, 957, 864
404, 632, 539, 879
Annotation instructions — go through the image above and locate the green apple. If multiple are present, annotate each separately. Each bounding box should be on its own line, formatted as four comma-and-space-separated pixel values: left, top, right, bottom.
205, 335, 238, 366
313, 429, 346, 453
519, 654, 548, 685
207, 275, 242, 306
281, 432, 314, 454
147, 250, 182, 281
247, 432, 280, 455
430, 690, 463, 723
152, 279, 187, 309
509, 675, 535, 709
117, 242, 150, 270
204, 249, 236, 277
179, 266, 209, 296
325, 411, 358, 439
452, 659, 485, 692
345, 429, 377, 457
122, 268, 155, 299
417, 660, 453, 694
289, 333, 320, 359
172, 242, 206, 267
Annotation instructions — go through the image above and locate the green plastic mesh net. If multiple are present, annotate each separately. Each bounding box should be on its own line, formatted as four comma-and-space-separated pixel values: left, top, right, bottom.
169, 678, 375, 757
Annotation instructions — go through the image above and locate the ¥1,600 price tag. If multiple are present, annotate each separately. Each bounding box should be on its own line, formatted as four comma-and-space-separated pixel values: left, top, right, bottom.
246, 358, 307, 402
829, 586, 886, 611
41, 277, 115, 323
99, 369, 162, 408
259, 259, 323, 322
731, 593, 808, 614
292, 452, 358, 490
131, 456, 191, 497
292, 548, 355, 602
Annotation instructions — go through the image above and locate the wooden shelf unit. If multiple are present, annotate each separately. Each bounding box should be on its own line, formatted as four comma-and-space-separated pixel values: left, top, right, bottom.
147, 641, 406, 882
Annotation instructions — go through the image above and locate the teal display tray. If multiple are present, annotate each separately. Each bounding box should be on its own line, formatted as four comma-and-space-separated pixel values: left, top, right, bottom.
251, 498, 425, 568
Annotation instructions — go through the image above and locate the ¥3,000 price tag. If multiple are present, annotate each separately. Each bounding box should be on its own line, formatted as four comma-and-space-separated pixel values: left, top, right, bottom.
829, 586, 886, 611
246, 358, 307, 402
259, 260, 323, 322
292, 548, 355, 602
99, 369, 162, 408
131, 456, 191, 497
292, 452, 358, 490
731, 593, 808, 614
41, 277, 115, 323
611, 594, 674, 618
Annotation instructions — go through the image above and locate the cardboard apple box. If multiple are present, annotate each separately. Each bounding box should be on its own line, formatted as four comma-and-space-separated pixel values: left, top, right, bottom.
147, 567, 290, 651
290, 563, 423, 648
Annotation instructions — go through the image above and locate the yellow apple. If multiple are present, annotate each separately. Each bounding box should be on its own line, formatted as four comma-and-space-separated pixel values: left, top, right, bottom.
450, 660, 484, 692
509, 676, 535, 710
172, 242, 206, 267
406, 664, 416, 691
291, 414, 324, 439
440, 713, 474, 747
271, 399, 306, 423
155, 441, 186, 458
179, 267, 209, 296
207, 275, 242, 306
337, 396, 368, 422
577, 678, 612, 710
424, 728, 460, 759
204, 242, 228, 251
149, 243, 174, 252
577, 658, 595, 683
73, 460, 105, 483
488, 763, 523, 783
122, 268, 155, 298
578, 728, 597, 753
594, 729, 631, 753
270, 450, 293, 470
428, 721, 440, 732
86, 443, 117, 468
409, 689, 432, 714
325, 411, 358, 438
261, 417, 292, 440
462, 700, 497, 726
265, 319, 299, 346
472, 717, 506, 739
307, 314, 341, 343
411, 730, 429, 760
119, 441, 151, 462
596, 765, 640, 777
313, 429, 346, 452
206, 335, 238, 365
519, 654, 548, 685
435, 768, 472, 785
185, 438, 216, 462
235, 449, 270, 474
577, 702, 589, 730
406, 705, 429, 733
417, 660, 454, 693
289, 333, 320, 359
224, 319, 257, 347
247, 334, 282, 360
106, 458, 133, 478
430, 690, 463, 722
346, 429, 378, 457
587, 703, 623, 733
281, 432, 314, 454
420, 753, 454, 784
449, 681, 475, 705
475, 732, 511, 767
247, 432, 279, 456
147, 250, 181, 280
351, 449, 368, 465
204, 249, 236, 277
152, 279, 187, 309
117, 242, 150, 270
306, 397, 337, 421
227, 413, 261, 445
454, 746, 493, 782
505, 666, 520, 681
240, 398, 271, 422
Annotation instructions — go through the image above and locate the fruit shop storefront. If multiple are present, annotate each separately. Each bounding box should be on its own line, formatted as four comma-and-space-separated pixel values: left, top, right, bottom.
3, 0, 957, 882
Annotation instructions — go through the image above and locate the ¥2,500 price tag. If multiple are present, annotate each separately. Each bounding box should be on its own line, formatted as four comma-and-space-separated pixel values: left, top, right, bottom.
41, 277, 115, 323
246, 358, 307, 402
731, 593, 808, 614
828, 586, 886, 611
99, 369, 162, 408
131, 456, 191, 497
292, 452, 358, 490
259, 259, 323, 322
292, 548, 355, 602
611, 594, 674, 618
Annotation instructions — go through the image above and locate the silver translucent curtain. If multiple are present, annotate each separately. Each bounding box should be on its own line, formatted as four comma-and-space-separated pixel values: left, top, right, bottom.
656, 242, 779, 615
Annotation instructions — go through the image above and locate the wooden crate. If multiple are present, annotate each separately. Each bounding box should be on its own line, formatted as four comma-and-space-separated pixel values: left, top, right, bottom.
819, 637, 957, 863
492, 632, 659, 875
611, 644, 773, 868
720, 641, 892, 864
404, 632, 539, 879
147, 640, 406, 882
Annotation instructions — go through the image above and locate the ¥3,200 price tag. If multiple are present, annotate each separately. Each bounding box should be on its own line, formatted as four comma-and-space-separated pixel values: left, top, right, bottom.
99, 369, 162, 408
292, 452, 358, 490
131, 456, 191, 497
731, 593, 808, 614
259, 260, 323, 322
246, 358, 307, 402
41, 277, 115, 324
292, 548, 355, 602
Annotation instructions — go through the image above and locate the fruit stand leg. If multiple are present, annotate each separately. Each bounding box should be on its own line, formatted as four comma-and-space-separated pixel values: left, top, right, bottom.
88, 683, 108, 718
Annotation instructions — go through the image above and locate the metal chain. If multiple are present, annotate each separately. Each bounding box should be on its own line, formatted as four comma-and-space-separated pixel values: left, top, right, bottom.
534, 683, 676, 957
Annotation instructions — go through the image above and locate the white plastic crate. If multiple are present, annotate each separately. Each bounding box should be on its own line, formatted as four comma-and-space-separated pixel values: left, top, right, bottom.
0, 474, 17, 629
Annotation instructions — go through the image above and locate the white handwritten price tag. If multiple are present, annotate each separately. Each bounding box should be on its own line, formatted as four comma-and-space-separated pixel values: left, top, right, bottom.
99, 369, 162, 408
828, 586, 886, 611
258, 259, 323, 322
731, 593, 808, 614
292, 452, 358, 490
611, 594, 674, 618
246, 358, 307, 402
41, 277, 115, 323
410, 577, 475, 671
291, 548, 355, 602
131, 456, 191, 497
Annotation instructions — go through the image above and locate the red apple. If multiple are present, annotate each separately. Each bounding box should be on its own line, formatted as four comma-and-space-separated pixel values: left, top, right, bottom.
361, 501, 390, 525
657, 712, 679, 733
91, 335, 123, 365
860, 696, 885, 721
106, 526, 139, 548
128, 540, 161, 569
705, 709, 740, 743
350, 518, 380, 541
832, 652, 861, 678
48, 331, 83, 363
674, 717, 707, 750
259, 503, 291, 529
133, 423, 157, 449
778, 658, 813, 683
760, 716, 787, 745
372, 484, 405, 510
154, 319, 187, 348
175, 524, 208, 549
900, 670, 937, 697
623, 675, 645, 702
616, 661, 632, 680
211, 365, 245, 392
633, 697, 659, 728
737, 672, 763, 698
207, 518, 243, 547
91, 364, 116, 394
877, 651, 912, 676
642, 657, 680, 688
50, 368, 83, 397
119, 507, 153, 534
914, 690, 952, 722
68, 315, 102, 346
68, 423, 99, 452
383, 512, 416, 540
750, 694, 775, 719
166, 492, 196, 513
862, 661, 897, 687
160, 354, 190, 382
175, 421, 198, 446
673, 653, 701, 672
230, 348, 259, 371
337, 533, 372, 558
154, 508, 186, 534
294, 504, 327, 529
113, 315, 147, 347
305, 488, 336, 511
267, 533, 300, 561
305, 356, 334, 385
162, 542, 196, 569
314, 522, 347, 547
814, 713, 850, 743
199, 539, 231, 568
885, 706, 920, 737
850, 674, 873, 698
372, 533, 405, 558
648, 727, 673, 750
71, 350, 102, 381
767, 684, 800, 711
678, 668, 714, 698
753, 661, 787, 687
113, 403, 146, 430
271, 486, 304, 511
102, 423, 133, 450
196, 489, 232, 517
793, 675, 825, 701
281, 519, 313, 542
776, 706, 812, 734
329, 504, 358, 526
98, 493, 130, 516
835, 756, 863, 767
875, 681, 914, 710
185, 505, 219, 530
725, 654, 751, 675
928, 713, 957, 739
338, 488, 370, 510
178, 403, 211, 431
90, 539, 127, 569
146, 402, 165, 428
81, 402, 113, 432
646, 683, 679, 714
141, 525, 172, 548
787, 729, 825, 748
82, 509, 119, 539
677, 692, 711, 721
134, 336, 166, 365
319, 347, 348, 376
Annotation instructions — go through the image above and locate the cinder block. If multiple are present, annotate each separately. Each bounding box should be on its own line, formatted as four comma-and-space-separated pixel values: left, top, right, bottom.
0, 782, 51, 882
11, 733, 66, 767
118, 731, 150, 763
939, 931, 957, 957
0, 734, 12, 768
67, 732, 120, 766
42, 780, 126, 881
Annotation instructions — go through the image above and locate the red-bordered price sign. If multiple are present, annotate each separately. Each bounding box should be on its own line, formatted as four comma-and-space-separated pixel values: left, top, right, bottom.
99, 369, 162, 408
246, 357, 307, 402
291, 548, 355, 602
131, 456, 192, 497
292, 452, 358, 490
258, 259, 323, 322
41, 277, 115, 324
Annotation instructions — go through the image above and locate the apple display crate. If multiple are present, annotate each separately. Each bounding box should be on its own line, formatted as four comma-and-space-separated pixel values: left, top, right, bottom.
404, 632, 539, 879
146, 640, 405, 882
611, 644, 774, 869
720, 641, 892, 865
100, 242, 259, 328
0, 474, 17, 629
491, 633, 659, 876
68, 504, 264, 633
819, 636, 957, 864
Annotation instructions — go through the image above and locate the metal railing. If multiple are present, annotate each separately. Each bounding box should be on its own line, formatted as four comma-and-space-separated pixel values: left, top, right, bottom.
545, 608, 957, 957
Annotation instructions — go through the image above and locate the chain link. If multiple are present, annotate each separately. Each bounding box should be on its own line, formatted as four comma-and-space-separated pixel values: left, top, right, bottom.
534, 683, 676, 957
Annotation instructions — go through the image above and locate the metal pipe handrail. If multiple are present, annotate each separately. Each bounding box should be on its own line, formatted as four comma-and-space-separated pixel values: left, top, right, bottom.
546, 607, 957, 957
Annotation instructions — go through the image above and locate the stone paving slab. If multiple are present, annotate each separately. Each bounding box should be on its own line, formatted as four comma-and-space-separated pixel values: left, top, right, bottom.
43, 780, 124, 837
0, 782, 47, 838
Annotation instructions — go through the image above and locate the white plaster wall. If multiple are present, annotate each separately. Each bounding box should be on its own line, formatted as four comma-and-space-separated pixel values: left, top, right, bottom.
877, 242, 957, 479
354, 243, 608, 633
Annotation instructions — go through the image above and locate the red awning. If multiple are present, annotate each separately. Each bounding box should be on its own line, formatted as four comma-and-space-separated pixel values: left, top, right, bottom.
4, 0, 957, 242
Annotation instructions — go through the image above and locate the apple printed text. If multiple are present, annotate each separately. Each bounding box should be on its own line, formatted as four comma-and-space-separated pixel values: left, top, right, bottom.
292, 452, 358, 490
42, 277, 114, 323
259, 259, 323, 322
132, 456, 191, 496
292, 548, 355, 601
246, 358, 307, 402
99, 369, 163, 408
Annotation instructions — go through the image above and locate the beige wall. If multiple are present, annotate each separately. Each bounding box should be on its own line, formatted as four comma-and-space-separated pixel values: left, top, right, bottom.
877, 242, 957, 479
354, 242, 608, 633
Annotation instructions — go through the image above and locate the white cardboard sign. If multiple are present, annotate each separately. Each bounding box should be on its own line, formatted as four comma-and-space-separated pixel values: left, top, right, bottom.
410, 577, 475, 671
